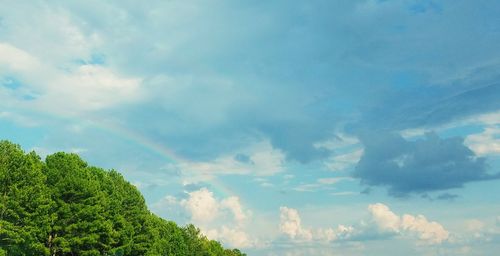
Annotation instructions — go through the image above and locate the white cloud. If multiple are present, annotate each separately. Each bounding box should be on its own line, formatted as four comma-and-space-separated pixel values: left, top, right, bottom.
325, 149, 364, 172
0, 43, 41, 72
369, 203, 449, 244
369, 203, 402, 232
293, 183, 322, 192
279, 207, 313, 241
177, 140, 285, 181
221, 196, 247, 223
463, 111, 500, 156
314, 133, 360, 151
317, 177, 352, 185
476, 112, 500, 125
0, 3, 143, 118
314, 134, 363, 171
400, 214, 449, 244
181, 188, 219, 223
400, 110, 500, 156
311, 225, 356, 243
293, 177, 354, 192
42, 65, 142, 112
313, 228, 337, 242
206, 226, 253, 248
0, 43, 143, 116
401, 110, 500, 139
0, 4, 100, 64
153, 187, 257, 248
279, 206, 355, 243
280, 203, 449, 245
465, 126, 500, 156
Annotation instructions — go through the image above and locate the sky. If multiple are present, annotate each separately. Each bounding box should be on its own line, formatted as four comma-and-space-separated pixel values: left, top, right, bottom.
1, 0, 500, 255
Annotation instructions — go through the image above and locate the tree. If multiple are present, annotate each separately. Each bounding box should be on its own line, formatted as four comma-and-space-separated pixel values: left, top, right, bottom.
44, 153, 112, 255
0, 141, 51, 255
0, 141, 246, 255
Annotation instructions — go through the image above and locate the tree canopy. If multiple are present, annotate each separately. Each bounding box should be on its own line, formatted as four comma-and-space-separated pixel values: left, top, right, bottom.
0, 140, 246, 256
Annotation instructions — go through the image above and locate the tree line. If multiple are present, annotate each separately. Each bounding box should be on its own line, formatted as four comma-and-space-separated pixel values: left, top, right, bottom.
0, 140, 246, 256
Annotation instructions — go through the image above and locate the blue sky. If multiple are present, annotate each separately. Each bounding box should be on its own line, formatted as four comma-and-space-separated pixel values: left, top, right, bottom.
1, 0, 500, 255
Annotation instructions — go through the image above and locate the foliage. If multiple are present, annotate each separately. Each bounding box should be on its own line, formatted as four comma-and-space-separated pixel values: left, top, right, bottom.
0, 141, 246, 256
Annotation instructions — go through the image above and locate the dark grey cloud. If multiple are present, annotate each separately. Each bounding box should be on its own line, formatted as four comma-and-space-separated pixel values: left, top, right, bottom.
353, 132, 499, 197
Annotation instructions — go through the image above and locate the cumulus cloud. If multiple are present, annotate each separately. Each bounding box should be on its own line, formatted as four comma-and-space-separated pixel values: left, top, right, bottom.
205, 226, 253, 249
181, 188, 220, 223
401, 215, 449, 244
369, 203, 449, 244
279, 207, 314, 241
279, 206, 356, 243
221, 196, 247, 223
354, 132, 498, 197
177, 188, 249, 225
152, 187, 256, 248
280, 203, 448, 245
368, 203, 400, 233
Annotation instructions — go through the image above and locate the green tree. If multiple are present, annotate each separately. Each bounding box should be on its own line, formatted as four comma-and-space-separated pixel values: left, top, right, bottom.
44, 153, 111, 255
0, 141, 246, 255
0, 141, 51, 255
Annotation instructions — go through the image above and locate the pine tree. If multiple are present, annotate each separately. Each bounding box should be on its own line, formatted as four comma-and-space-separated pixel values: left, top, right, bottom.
0, 141, 247, 256
0, 141, 51, 255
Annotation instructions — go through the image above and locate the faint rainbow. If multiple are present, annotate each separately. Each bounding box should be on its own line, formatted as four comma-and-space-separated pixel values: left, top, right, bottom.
81, 118, 238, 199
14, 108, 238, 198
85, 118, 186, 164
